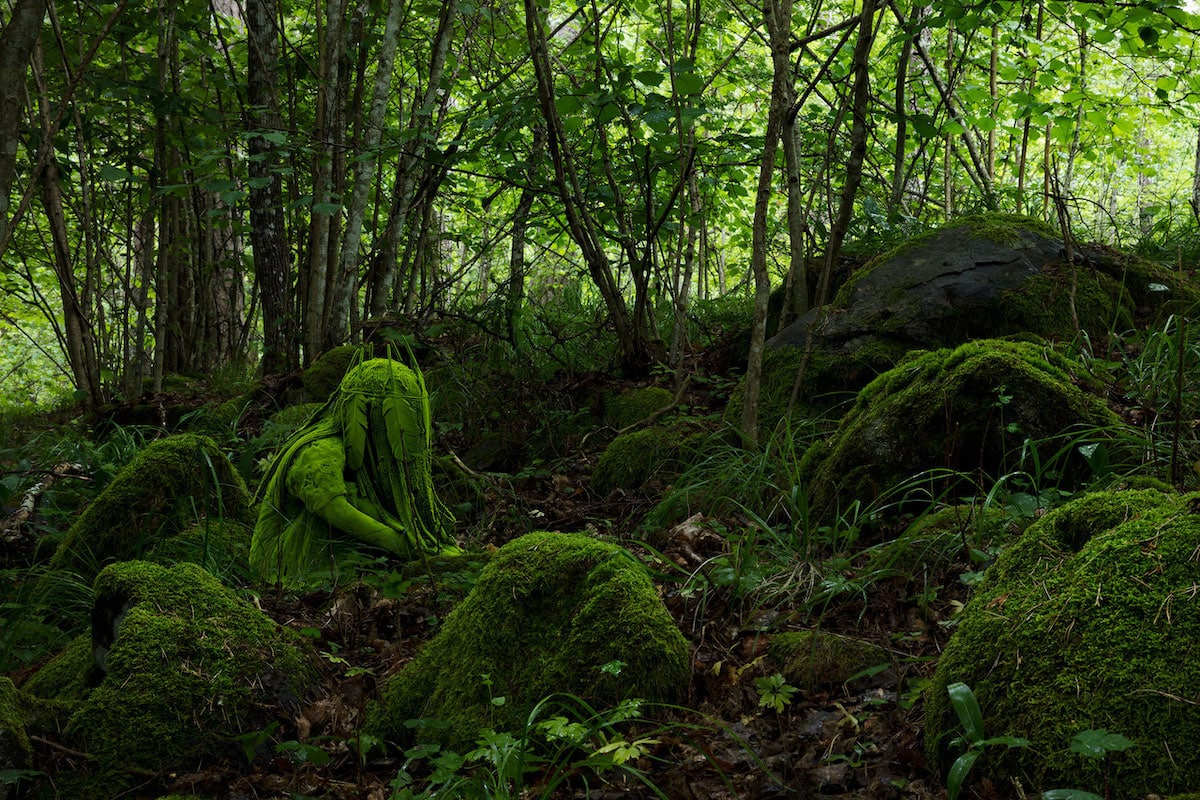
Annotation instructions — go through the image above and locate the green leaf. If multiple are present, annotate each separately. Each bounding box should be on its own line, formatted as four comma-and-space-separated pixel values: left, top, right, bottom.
635, 70, 665, 87
1042, 791, 1103, 800
1069, 729, 1136, 759
344, 393, 369, 471
948, 682, 986, 744
947, 749, 981, 800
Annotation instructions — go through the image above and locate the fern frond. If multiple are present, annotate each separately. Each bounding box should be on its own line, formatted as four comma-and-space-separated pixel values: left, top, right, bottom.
344, 393, 369, 471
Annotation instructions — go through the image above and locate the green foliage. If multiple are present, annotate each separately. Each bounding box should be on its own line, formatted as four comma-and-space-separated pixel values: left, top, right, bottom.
388, 694, 688, 799
365, 532, 690, 750
754, 674, 797, 713
944, 682, 1030, 800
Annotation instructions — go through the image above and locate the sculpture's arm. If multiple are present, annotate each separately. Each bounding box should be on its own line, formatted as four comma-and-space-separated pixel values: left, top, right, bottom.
286, 437, 408, 555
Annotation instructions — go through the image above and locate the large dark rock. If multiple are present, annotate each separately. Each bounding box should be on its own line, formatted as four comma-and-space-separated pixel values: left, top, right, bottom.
744, 214, 1191, 436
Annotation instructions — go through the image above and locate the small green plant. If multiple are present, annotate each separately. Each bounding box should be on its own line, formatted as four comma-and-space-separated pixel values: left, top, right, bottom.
945, 682, 1029, 800
754, 673, 798, 713
1040, 728, 1136, 800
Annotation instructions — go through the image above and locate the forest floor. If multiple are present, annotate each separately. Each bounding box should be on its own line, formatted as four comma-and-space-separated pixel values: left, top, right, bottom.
16, 352, 978, 800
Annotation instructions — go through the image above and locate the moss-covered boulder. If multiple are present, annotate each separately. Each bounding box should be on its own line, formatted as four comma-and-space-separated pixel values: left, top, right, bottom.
302, 344, 360, 402
769, 630, 889, 691
19, 633, 93, 734
366, 532, 691, 748
925, 489, 1200, 797
592, 423, 706, 494
0, 677, 32, 797
50, 434, 253, 582
755, 213, 1198, 432
800, 339, 1120, 520
50, 560, 317, 798
604, 386, 674, 429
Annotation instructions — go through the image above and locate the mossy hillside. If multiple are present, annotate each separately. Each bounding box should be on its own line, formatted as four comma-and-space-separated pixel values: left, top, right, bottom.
925, 489, 1200, 797
0, 676, 32, 783
366, 531, 691, 748
50, 434, 253, 582
302, 344, 361, 402
604, 385, 674, 429
61, 560, 317, 799
801, 339, 1120, 520
591, 423, 708, 494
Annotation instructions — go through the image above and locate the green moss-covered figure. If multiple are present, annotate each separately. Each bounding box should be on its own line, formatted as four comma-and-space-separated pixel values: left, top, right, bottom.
604, 386, 674, 429
55, 560, 317, 799
365, 531, 691, 748
801, 339, 1119, 520
769, 630, 889, 691
50, 434, 252, 582
0, 676, 32, 795
591, 424, 705, 494
252, 358, 455, 584
925, 489, 1200, 796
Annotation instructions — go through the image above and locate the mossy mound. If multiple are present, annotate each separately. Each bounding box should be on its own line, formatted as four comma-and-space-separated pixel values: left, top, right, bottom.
178, 396, 245, 440
365, 532, 691, 748
591, 423, 706, 494
50, 434, 253, 582
769, 631, 889, 691
925, 489, 1200, 797
302, 345, 360, 402
800, 339, 1119, 520
860, 504, 1026, 578
145, 518, 254, 580
604, 386, 674, 428
19, 633, 93, 734
0, 677, 32, 790
56, 560, 317, 799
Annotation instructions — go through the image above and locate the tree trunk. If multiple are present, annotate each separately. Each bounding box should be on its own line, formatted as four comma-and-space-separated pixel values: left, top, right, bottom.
0, 0, 48, 255
247, 0, 297, 373
740, 0, 793, 447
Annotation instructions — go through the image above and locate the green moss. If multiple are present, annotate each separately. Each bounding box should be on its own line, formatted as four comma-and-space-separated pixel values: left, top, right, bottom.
0, 676, 32, 777
252, 359, 455, 584
179, 397, 245, 439
60, 560, 317, 799
925, 489, 1200, 796
365, 532, 691, 749
769, 630, 889, 691
604, 386, 674, 429
267, 402, 322, 430
50, 434, 253, 583
302, 345, 361, 402
802, 339, 1120, 520
997, 269, 1132, 341
591, 424, 706, 494
20, 633, 94, 707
